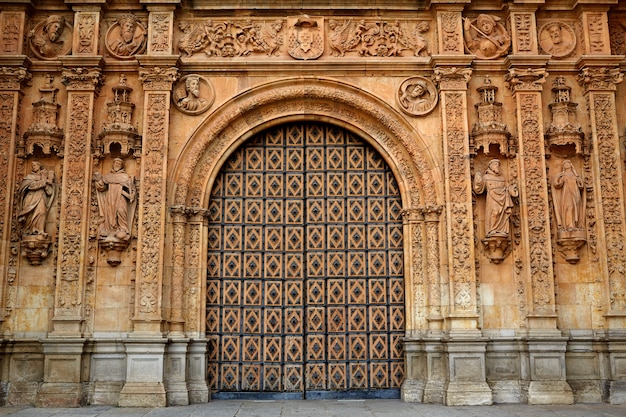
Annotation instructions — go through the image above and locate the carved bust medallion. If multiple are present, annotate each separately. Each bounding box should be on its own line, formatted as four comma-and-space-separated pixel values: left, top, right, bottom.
105, 14, 147, 59
539, 21, 576, 58
172, 74, 215, 115
463, 14, 510, 59
29, 15, 73, 60
397, 76, 438, 116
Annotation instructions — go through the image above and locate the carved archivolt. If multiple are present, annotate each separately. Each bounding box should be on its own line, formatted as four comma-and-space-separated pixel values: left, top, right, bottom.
171, 77, 440, 211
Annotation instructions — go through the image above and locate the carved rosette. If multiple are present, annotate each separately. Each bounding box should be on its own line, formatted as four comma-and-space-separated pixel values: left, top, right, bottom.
136, 67, 177, 325
507, 68, 555, 315
578, 67, 626, 313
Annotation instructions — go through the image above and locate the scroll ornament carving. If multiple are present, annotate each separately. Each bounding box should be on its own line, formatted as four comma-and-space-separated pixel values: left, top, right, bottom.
1, 13, 21, 54
0, 67, 31, 90
177, 19, 284, 57
328, 19, 430, 57
441, 12, 461, 53
150, 13, 171, 53
539, 21, 576, 58
504, 68, 547, 92
94, 158, 137, 266
397, 76, 438, 116
433, 67, 472, 90
463, 14, 510, 59
29, 15, 73, 60
77, 13, 96, 54
23, 74, 64, 157
577, 67, 623, 92
514, 13, 532, 53
473, 159, 518, 263
587, 14, 606, 53
106, 14, 147, 59
609, 21, 626, 55
18, 161, 55, 265
61, 67, 104, 94
443, 92, 467, 203
552, 160, 586, 263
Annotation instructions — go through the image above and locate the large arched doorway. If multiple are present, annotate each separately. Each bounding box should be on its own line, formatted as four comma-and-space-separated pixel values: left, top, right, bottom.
205, 122, 405, 399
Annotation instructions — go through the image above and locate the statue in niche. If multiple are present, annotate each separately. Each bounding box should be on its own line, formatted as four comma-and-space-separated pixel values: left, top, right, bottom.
18, 161, 55, 236
463, 14, 510, 59
29, 15, 71, 59
553, 160, 584, 231
94, 158, 136, 243
473, 159, 518, 238
539, 22, 576, 58
106, 14, 146, 58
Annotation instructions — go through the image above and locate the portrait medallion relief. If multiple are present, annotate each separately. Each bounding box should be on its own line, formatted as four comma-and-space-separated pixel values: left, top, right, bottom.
397, 76, 438, 116
463, 14, 510, 59
28, 15, 73, 60
539, 21, 576, 58
105, 14, 147, 59
172, 74, 215, 115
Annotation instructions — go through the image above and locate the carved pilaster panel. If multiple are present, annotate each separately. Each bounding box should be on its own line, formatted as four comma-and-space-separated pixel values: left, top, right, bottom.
74, 11, 100, 55
148, 12, 173, 55
510, 12, 537, 55
507, 69, 555, 316
580, 12, 611, 55
184, 209, 206, 337
1, 12, 26, 54
169, 207, 186, 333
423, 206, 443, 317
438, 11, 464, 54
135, 68, 176, 328
401, 209, 426, 333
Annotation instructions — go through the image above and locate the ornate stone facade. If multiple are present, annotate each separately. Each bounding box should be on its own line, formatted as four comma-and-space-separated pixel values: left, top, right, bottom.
1, 0, 626, 409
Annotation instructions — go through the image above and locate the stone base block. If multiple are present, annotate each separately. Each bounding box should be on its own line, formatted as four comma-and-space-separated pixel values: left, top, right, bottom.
166, 381, 189, 406
118, 382, 166, 407
423, 380, 446, 404
528, 381, 574, 405
489, 380, 527, 404
446, 382, 492, 406
35, 382, 84, 408
610, 380, 626, 405
400, 379, 424, 403
569, 380, 606, 403
188, 382, 210, 403
91, 381, 124, 405
6, 382, 39, 406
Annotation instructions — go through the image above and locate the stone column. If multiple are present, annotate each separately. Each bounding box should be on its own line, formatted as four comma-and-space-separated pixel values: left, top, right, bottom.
577, 64, 626, 403
506, 68, 574, 405
0, 66, 30, 323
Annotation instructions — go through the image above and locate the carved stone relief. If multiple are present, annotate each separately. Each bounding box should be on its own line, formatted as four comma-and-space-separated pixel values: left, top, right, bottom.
538, 21, 576, 58
609, 20, 626, 55
512, 13, 534, 54
105, 14, 147, 59
397, 76, 438, 116
28, 15, 73, 60
440, 12, 462, 54
471, 77, 514, 157
545, 77, 584, 156
17, 161, 55, 265
22, 74, 64, 157
76, 12, 98, 55
149, 12, 171, 54
94, 158, 137, 266
1, 12, 22, 54
551, 160, 586, 263
463, 14, 510, 59
97, 74, 140, 157
288, 15, 324, 60
587, 13, 607, 54
172, 74, 214, 115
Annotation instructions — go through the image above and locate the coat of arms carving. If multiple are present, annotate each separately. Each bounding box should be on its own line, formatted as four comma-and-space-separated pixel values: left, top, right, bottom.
288, 15, 323, 60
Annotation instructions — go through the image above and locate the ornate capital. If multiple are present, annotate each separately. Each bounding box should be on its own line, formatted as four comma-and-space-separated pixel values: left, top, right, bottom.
401, 208, 424, 222
0, 67, 31, 91
433, 67, 472, 91
61, 67, 104, 94
505, 68, 547, 92
420, 204, 443, 222
577, 67, 623, 93
139, 66, 178, 91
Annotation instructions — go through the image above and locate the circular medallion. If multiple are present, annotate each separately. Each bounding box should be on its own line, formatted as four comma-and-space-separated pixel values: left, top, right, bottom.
172, 75, 215, 116
397, 76, 438, 116
29, 15, 73, 60
539, 21, 576, 58
105, 15, 147, 59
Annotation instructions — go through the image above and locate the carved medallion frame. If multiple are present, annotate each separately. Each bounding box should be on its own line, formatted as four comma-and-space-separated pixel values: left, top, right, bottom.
169, 77, 443, 338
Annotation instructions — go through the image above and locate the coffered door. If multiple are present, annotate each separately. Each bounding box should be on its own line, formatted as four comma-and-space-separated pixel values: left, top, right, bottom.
206, 123, 405, 399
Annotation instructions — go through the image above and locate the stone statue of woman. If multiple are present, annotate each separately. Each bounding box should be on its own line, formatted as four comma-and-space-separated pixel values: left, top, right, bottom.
552, 160, 584, 231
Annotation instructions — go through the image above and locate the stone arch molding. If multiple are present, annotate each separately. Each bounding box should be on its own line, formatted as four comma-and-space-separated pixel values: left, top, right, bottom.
168, 77, 444, 336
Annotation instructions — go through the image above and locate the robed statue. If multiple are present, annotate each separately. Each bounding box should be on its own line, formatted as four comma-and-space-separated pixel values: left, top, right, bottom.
473, 159, 518, 238
18, 161, 55, 236
552, 160, 585, 231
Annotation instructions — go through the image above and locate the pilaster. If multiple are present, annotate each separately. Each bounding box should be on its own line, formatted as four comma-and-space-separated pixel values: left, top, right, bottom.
506, 67, 574, 405
165, 339, 189, 406
577, 64, 626, 404
133, 65, 177, 335
118, 338, 167, 407
183, 208, 209, 338
0, 8, 28, 56
186, 339, 209, 403
35, 338, 86, 407
53, 63, 103, 336
0, 66, 30, 324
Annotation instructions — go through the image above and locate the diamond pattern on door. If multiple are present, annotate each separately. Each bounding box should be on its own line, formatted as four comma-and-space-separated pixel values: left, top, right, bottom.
206, 123, 404, 398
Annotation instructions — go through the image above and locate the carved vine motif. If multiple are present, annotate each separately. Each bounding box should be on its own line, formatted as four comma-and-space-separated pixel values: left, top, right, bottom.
106, 14, 147, 59
76, 12, 97, 54
0, 93, 15, 244
463, 14, 510, 59
177, 19, 284, 57
538, 21, 576, 58
28, 15, 73, 60
328, 19, 430, 57
2, 13, 22, 54
514, 13, 533, 53
609, 21, 626, 55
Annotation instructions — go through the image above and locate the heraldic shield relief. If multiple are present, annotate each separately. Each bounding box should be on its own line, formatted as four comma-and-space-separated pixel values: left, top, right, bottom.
288, 15, 324, 60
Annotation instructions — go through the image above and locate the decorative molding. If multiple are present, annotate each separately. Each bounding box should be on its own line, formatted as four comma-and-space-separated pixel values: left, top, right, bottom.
439, 11, 463, 54
61, 67, 104, 95
138, 66, 178, 91
0, 67, 31, 91
149, 12, 172, 55
75, 12, 99, 55
577, 67, 623, 93
505, 67, 548, 92
433, 67, 472, 91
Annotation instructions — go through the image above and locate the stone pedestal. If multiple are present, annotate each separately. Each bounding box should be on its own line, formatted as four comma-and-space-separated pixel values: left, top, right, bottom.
608, 337, 626, 404
422, 339, 447, 404
118, 339, 166, 407
400, 338, 425, 403
88, 340, 125, 405
445, 339, 492, 406
35, 339, 85, 408
527, 338, 574, 405
165, 339, 188, 406
187, 340, 210, 403
486, 338, 528, 404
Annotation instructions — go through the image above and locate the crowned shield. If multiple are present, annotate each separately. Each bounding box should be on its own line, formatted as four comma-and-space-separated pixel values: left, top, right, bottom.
288, 15, 324, 60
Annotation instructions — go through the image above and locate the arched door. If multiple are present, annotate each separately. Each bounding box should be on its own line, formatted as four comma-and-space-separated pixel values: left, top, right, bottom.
205, 122, 405, 399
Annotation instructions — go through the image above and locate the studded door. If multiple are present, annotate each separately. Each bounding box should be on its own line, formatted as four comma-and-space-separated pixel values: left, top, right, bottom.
206, 123, 405, 399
